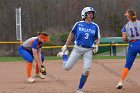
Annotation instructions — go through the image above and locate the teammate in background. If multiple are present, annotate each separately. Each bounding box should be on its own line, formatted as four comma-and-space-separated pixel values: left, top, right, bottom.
57, 7, 100, 93
116, 9, 140, 89
18, 32, 49, 83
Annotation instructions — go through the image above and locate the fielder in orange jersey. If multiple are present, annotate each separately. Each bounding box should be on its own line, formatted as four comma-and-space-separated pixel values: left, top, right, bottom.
18, 32, 49, 83
116, 9, 140, 89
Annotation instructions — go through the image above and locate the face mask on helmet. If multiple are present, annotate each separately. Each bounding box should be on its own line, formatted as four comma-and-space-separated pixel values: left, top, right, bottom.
81, 7, 96, 19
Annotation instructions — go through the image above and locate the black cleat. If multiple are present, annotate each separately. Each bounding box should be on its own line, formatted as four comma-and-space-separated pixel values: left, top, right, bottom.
116, 82, 123, 89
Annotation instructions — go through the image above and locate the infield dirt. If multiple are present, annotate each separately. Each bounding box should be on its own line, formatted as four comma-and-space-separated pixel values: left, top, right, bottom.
0, 59, 140, 93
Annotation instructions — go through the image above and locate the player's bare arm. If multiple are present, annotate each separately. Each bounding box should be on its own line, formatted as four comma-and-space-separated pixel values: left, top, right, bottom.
122, 32, 128, 41
37, 48, 43, 65
65, 32, 74, 46
61, 32, 74, 51
95, 38, 100, 45
32, 48, 42, 71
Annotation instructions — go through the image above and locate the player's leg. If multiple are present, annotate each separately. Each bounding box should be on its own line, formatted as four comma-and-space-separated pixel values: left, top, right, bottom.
64, 47, 82, 71
116, 46, 138, 89
34, 53, 45, 79
77, 50, 92, 92
57, 50, 69, 65
18, 46, 35, 83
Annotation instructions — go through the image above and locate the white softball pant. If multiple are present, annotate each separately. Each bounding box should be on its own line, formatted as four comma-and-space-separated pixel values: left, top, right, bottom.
64, 45, 93, 75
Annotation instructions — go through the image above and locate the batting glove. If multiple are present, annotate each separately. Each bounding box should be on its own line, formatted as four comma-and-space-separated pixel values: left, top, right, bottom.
93, 45, 98, 54
61, 45, 67, 52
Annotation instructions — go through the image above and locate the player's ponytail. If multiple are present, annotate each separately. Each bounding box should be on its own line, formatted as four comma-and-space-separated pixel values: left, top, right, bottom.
37, 32, 48, 36
127, 9, 136, 21
37, 32, 41, 36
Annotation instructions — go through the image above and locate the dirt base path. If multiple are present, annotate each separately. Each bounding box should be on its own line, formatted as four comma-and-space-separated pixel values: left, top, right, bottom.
0, 59, 140, 93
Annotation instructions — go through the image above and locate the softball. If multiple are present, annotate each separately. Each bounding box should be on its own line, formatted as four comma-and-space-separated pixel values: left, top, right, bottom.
42, 68, 45, 72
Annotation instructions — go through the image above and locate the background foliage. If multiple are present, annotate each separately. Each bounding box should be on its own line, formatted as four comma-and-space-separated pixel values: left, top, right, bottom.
0, 0, 140, 56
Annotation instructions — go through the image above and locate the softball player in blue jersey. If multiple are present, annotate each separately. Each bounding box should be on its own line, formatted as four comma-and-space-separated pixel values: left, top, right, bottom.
57, 7, 100, 93
116, 9, 140, 89
18, 32, 49, 83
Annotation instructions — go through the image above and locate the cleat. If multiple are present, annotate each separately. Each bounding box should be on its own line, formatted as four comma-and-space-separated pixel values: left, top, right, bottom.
76, 89, 84, 93
34, 73, 45, 79
116, 82, 123, 89
26, 77, 35, 83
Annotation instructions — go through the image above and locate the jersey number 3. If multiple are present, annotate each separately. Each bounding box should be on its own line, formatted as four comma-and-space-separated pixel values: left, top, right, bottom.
84, 33, 89, 39
130, 27, 139, 37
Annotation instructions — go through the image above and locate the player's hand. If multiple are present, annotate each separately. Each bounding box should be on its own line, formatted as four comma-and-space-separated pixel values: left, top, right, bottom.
61, 45, 67, 52
93, 45, 98, 54
41, 65, 46, 75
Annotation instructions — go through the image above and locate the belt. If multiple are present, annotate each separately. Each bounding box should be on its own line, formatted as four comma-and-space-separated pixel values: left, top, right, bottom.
22, 46, 31, 51
129, 39, 140, 42
23, 47, 28, 50
130, 40, 136, 42
77, 44, 91, 48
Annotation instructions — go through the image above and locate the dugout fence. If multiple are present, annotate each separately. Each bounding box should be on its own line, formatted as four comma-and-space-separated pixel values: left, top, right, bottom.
0, 41, 128, 56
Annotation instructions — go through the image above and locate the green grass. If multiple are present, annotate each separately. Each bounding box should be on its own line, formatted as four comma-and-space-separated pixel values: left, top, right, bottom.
0, 56, 61, 62
0, 56, 140, 62
93, 56, 126, 59
0, 57, 24, 62
0, 56, 125, 62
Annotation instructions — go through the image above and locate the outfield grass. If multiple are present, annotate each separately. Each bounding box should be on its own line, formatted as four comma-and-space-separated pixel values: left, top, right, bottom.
0, 56, 61, 62
0, 56, 127, 62
0, 56, 140, 62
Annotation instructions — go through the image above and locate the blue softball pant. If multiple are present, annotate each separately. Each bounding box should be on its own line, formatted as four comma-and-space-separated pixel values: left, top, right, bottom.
125, 40, 140, 70
18, 46, 44, 63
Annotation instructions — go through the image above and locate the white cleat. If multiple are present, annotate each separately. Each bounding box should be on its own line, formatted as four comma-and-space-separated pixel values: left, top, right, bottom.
26, 77, 35, 83
57, 50, 69, 57
34, 73, 45, 79
116, 82, 123, 89
76, 90, 84, 93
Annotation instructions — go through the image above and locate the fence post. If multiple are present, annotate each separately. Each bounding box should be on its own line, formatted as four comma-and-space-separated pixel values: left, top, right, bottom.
51, 48, 53, 56
110, 43, 112, 56
14, 44, 16, 56
112, 42, 117, 56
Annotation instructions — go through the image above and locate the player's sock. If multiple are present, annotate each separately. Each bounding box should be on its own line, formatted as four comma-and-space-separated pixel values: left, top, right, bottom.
36, 63, 39, 74
77, 74, 88, 90
26, 62, 32, 78
62, 54, 68, 64
120, 68, 129, 81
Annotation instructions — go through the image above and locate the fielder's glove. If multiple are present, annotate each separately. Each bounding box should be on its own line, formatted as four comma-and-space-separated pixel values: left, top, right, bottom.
93, 45, 98, 54
41, 65, 46, 75
61, 45, 67, 52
